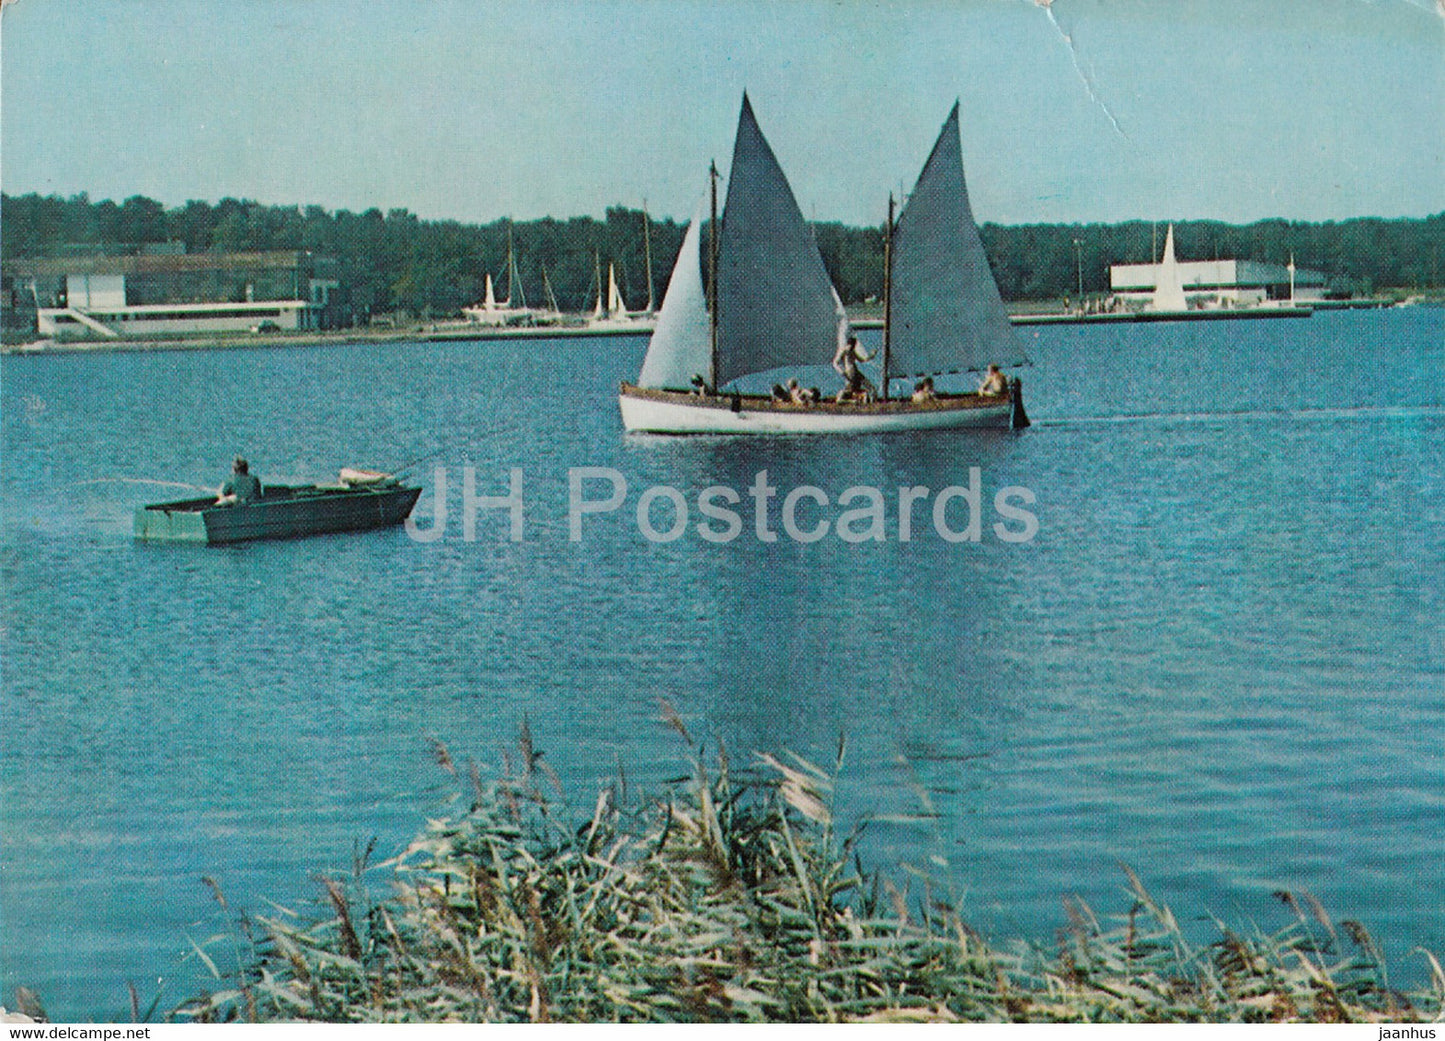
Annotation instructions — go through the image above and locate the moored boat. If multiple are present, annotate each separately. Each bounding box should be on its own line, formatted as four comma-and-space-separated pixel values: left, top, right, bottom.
463, 224, 537, 327
135, 473, 422, 545
619, 96, 1030, 435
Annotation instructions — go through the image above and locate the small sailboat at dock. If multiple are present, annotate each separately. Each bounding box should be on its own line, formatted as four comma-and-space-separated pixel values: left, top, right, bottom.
619, 96, 1029, 434
588, 246, 655, 332
464, 224, 536, 327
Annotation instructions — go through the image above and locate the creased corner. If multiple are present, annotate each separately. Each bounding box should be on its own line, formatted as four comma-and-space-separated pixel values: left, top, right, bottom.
1031, 0, 1130, 141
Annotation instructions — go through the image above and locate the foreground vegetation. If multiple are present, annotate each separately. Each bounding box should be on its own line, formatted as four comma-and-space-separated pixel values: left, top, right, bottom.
4, 192, 1442, 324
168, 723, 1443, 1024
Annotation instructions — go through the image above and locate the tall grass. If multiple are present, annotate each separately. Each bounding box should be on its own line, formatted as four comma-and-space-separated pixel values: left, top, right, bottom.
172, 723, 1444, 1024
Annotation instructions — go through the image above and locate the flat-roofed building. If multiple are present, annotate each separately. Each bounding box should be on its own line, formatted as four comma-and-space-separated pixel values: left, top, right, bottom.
2, 251, 341, 339
1110, 258, 1327, 310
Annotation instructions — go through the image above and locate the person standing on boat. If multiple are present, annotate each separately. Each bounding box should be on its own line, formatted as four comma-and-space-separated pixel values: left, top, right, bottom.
978, 364, 1008, 397
216, 456, 262, 505
833, 334, 876, 403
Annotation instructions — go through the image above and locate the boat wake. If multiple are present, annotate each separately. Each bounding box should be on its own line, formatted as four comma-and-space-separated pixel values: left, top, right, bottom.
1035, 404, 1445, 428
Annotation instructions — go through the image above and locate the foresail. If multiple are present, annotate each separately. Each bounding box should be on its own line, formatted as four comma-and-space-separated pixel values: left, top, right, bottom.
890, 103, 1026, 376
637, 195, 711, 390
716, 95, 844, 386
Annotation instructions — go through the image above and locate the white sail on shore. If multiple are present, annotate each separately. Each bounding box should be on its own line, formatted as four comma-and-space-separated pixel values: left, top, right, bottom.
465, 230, 535, 325
606, 263, 628, 319
1152, 224, 1188, 312
889, 102, 1026, 378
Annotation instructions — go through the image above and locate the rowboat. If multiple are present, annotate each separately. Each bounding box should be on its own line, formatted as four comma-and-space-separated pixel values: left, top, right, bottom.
135, 472, 422, 545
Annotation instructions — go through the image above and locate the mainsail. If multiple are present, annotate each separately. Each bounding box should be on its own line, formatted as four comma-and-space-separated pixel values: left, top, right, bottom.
889, 102, 1026, 377
715, 94, 845, 387
607, 263, 628, 318
637, 195, 711, 389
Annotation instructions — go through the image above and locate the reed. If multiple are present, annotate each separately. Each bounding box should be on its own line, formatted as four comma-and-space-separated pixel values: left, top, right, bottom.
171, 725, 1443, 1024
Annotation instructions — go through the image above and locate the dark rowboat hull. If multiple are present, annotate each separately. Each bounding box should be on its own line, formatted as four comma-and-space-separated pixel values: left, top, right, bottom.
135, 483, 423, 545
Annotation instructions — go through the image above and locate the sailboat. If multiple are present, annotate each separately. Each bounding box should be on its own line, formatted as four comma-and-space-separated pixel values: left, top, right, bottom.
589, 255, 653, 330
619, 96, 1029, 434
464, 224, 535, 326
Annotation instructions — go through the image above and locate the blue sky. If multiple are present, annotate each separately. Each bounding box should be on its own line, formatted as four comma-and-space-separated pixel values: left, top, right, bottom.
1, 0, 1442, 226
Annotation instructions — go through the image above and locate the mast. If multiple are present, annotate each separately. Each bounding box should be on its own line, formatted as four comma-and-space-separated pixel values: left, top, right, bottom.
505, 222, 524, 309
592, 251, 604, 319
881, 193, 894, 401
708, 161, 719, 392
643, 200, 656, 315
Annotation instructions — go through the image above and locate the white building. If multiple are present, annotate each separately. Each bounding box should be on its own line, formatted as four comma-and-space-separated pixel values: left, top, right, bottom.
5, 251, 337, 339
1110, 256, 1327, 310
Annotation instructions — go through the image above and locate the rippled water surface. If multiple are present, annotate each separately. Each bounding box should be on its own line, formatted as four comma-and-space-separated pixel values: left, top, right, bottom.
3, 307, 1442, 1018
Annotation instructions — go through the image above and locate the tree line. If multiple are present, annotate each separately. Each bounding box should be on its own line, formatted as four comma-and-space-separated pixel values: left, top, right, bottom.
3, 192, 1441, 322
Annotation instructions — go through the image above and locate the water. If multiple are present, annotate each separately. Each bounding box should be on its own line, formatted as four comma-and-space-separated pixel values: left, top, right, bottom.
3, 307, 1442, 1019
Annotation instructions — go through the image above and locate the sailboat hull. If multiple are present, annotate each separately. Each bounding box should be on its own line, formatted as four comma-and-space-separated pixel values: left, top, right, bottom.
619, 383, 1017, 434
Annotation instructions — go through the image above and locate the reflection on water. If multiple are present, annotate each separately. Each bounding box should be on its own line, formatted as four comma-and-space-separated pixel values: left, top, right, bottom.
2, 308, 1443, 1018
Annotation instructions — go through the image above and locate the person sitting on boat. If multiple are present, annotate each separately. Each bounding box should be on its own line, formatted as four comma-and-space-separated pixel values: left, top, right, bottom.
833, 334, 876, 403
771, 382, 790, 403
216, 456, 262, 506
978, 363, 1008, 397
911, 377, 937, 403
786, 377, 817, 406
690, 374, 714, 397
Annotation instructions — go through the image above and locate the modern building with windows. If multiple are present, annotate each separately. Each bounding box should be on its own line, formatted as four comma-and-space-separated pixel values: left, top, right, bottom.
1109, 257, 1327, 310
2, 250, 341, 339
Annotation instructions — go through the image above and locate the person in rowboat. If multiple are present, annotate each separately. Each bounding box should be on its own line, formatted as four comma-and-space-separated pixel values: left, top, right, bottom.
978, 363, 1008, 397
216, 456, 262, 505
833, 334, 876, 403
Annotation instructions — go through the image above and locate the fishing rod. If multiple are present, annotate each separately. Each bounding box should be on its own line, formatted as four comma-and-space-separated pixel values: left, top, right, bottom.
76, 477, 214, 494
383, 445, 449, 479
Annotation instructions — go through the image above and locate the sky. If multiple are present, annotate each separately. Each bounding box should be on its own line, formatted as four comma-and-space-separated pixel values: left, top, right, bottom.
1, 0, 1442, 227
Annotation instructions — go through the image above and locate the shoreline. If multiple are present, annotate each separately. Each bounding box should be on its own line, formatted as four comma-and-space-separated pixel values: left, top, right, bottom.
1, 297, 1422, 358
0, 320, 654, 358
